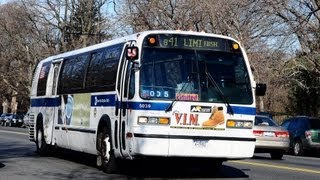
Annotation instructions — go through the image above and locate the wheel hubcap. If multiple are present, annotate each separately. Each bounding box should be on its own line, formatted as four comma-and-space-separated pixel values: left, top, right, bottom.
103, 136, 110, 162
294, 143, 300, 155
37, 129, 42, 149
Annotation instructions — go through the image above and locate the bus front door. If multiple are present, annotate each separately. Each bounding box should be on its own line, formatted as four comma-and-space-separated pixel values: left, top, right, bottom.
49, 59, 69, 148
115, 54, 134, 158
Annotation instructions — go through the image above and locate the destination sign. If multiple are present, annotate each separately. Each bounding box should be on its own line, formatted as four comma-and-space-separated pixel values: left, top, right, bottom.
156, 34, 227, 51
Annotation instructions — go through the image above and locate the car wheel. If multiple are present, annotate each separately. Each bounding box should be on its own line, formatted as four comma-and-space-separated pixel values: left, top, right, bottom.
270, 152, 284, 159
36, 123, 49, 155
293, 140, 304, 156
97, 126, 119, 174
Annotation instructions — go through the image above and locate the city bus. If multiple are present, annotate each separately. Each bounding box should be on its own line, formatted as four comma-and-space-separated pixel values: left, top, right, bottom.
29, 30, 266, 173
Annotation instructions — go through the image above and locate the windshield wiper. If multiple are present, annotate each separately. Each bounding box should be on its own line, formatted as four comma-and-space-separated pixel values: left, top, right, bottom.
165, 100, 175, 112
205, 71, 234, 115
165, 80, 193, 112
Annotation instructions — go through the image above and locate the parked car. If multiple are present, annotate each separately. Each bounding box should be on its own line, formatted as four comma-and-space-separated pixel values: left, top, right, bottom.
3, 114, 24, 127
281, 116, 320, 156
253, 115, 290, 159
0, 113, 6, 125
0, 113, 13, 126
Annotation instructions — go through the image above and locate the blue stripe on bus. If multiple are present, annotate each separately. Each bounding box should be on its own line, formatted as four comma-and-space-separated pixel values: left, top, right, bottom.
127, 102, 171, 111
91, 94, 116, 107
128, 102, 256, 115
31, 96, 256, 115
31, 97, 60, 107
227, 106, 256, 115
30, 94, 116, 107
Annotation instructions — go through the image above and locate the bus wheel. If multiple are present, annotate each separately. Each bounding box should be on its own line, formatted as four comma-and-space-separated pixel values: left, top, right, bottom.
36, 123, 48, 155
97, 126, 118, 174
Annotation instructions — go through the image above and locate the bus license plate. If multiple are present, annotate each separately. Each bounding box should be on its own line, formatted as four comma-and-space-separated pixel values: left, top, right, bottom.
193, 139, 208, 148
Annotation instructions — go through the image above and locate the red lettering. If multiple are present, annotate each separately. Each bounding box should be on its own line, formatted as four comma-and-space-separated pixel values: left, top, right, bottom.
175, 113, 182, 124
189, 114, 199, 125
175, 113, 200, 126
183, 113, 187, 125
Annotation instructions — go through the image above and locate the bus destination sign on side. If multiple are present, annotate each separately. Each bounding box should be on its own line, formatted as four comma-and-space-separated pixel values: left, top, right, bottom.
159, 34, 226, 50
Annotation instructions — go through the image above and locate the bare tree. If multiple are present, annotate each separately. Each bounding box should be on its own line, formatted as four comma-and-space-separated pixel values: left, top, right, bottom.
19, 0, 110, 52
0, 0, 111, 113
0, 2, 40, 113
259, 0, 320, 116
260, 0, 320, 78
115, 0, 218, 32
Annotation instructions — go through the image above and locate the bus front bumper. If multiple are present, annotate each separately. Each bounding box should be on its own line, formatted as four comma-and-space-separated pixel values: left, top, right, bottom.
131, 133, 255, 159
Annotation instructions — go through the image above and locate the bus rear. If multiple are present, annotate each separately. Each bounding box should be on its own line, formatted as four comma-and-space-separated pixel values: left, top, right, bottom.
126, 31, 260, 160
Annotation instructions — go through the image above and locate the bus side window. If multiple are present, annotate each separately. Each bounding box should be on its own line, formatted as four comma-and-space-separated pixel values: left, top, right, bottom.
37, 61, 51, 96
58, 55, 88, 94
86, 51, 104, 90
86, 44, 124, 92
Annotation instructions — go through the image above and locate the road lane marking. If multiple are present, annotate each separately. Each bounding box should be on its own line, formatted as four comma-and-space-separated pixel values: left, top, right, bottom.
0, 129, 28, 136
230, 160, 320, 174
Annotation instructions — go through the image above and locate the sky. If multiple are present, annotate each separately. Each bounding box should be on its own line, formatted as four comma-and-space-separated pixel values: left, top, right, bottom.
0, 0, 7, 4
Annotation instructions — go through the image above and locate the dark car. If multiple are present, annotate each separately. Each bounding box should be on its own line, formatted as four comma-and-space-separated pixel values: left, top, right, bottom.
253, 115, 290, 159
0, 113, 13, 126
281, 116, 320, 156
5, 114, 24, 127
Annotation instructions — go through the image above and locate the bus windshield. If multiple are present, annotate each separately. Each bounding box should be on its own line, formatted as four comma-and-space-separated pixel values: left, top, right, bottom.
140, 47, 253, 104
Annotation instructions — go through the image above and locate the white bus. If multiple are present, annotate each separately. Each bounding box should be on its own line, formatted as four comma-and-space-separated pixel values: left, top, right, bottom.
29, 30, 266, 173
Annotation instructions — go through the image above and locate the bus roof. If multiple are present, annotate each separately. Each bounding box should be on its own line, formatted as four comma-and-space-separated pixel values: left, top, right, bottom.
39, 30, 240, 64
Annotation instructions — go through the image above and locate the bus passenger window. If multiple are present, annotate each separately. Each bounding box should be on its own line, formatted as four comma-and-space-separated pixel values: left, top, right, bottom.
58, 55, 88, 94
37, 61, 51, 96
86, 44, 124, 92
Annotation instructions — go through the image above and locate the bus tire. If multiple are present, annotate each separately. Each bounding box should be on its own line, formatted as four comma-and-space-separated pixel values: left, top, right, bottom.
97, 126, 118, 174
36, 122, 48, 155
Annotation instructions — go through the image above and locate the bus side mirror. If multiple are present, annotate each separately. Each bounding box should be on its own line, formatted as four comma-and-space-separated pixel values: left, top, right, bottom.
126, 46, 139, 61
255, 83, 266, 96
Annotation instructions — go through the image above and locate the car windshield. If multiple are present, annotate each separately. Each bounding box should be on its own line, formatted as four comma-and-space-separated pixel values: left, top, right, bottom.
139, 47, 253, 104
255, 116, 278, 126
309, 118, 320, 129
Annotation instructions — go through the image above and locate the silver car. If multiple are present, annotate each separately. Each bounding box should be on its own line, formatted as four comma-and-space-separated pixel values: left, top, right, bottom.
253, 115, 290, 159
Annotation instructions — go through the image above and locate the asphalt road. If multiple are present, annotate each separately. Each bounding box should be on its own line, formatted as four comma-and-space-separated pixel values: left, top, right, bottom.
1, 126, 320, 180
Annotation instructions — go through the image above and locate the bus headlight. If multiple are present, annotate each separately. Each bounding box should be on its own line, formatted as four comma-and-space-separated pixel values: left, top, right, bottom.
138, 117, 148, 124
227, 120, 253, 129
138, 116, 170, 125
